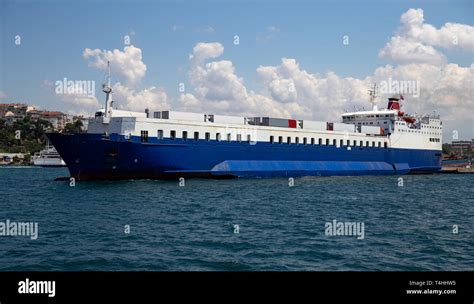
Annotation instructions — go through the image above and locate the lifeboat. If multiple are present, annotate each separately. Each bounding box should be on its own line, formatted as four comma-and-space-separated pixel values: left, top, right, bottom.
403, 116, 416, 124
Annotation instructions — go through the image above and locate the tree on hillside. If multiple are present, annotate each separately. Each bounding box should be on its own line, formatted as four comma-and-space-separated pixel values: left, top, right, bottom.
0, 117, 52, 153
64, 119, 84, 134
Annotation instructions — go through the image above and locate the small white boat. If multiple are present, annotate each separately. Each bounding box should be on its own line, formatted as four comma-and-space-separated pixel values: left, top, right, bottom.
33, 144, 66, 167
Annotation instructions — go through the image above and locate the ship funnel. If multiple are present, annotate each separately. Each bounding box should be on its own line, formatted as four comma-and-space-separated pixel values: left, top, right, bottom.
387, 94, 404, 110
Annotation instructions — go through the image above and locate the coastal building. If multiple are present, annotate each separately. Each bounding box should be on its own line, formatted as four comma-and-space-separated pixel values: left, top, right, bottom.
26, 109, 42, 121
0, 153, 26, 165
4, 111, 15, 125
0, 103, 28, 122
450, 140, 474, 155
1, 104, 82, 131
40, 111, 68, 130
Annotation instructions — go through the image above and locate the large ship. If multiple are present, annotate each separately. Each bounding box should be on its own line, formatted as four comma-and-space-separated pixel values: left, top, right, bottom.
48, 63, 442, 180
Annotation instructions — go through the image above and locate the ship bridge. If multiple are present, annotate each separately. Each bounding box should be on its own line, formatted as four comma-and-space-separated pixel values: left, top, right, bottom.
342, 109, 397, 135
341, 93, 440, 136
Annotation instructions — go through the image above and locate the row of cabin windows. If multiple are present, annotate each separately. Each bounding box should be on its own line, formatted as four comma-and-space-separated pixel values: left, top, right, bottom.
153, 130, 252, 143
358, 121, 388, 125
144, 130, 387, 148
396, 122, 442, 130
269, 136, 387, 148
346, 114, 393, 119
429, 138, 440, 142
398, 129, 441, 135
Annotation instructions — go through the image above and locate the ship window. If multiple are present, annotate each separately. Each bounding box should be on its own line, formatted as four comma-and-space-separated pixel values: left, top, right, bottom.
347, 140, 350, 146
237, 134, 242, 142
247, 134, 252, 142
326, 139, 330, 145
270, 136, 274, 144
303, 137, 307, 145
140, 130, 149, 143
353, 140, 357, 146
366, 141, 369, 147
205, 132, 210, 141
340, 139, 344, 146
216, 133, 221, 141
227, 133, 232, 142
318, 138, 322, 145
372, 141, 375, 147
295, 137, 299, 144
279, 136, 283, 144
194, 131, 199, 141
170, 130, 176, 140
360, 140, 363, 146
157, 129, 163, 140
384, 142, 388, 148
182, 131, 188, 140
311, 138, 315, 145
287, 137, 291, 144
378, 142, 381, 148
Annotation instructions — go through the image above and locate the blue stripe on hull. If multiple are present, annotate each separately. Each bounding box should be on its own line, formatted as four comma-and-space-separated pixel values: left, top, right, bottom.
47, 133, 441, 180
208, 160, 402, 177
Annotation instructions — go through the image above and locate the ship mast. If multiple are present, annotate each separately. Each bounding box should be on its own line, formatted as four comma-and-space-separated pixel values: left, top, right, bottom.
368, 83, 378, 111
102, 61, 113, 120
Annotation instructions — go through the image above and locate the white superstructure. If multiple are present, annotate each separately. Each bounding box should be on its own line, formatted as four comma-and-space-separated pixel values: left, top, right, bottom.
85, 73, 441, 153
87, 96, 441, 152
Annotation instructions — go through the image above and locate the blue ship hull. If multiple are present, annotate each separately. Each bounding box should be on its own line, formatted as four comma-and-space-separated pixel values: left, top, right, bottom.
47, 133, 442, 180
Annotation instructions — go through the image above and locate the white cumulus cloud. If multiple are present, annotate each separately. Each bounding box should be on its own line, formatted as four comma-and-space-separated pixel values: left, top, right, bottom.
179, 26, 473, 138
80, 45, 170, 114
113, 83, 170, 112
60, 94, 100, 113
179, 43, 370, 120
379, 36, 447, 65
71, 8, 472, 138
379, 8, 474, 64
189, 42, 224, 65
83, 45, 147, 84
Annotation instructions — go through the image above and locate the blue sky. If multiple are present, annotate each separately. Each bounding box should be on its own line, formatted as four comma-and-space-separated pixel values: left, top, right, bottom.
1, 0, 473, 139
